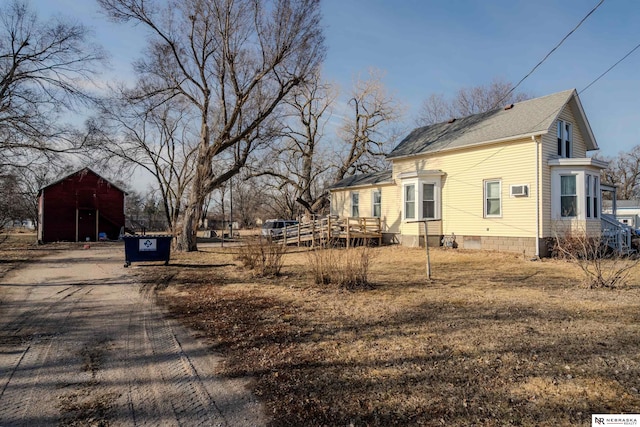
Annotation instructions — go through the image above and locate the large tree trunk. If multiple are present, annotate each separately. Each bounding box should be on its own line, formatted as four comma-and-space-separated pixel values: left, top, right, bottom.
175, 119, 211, 252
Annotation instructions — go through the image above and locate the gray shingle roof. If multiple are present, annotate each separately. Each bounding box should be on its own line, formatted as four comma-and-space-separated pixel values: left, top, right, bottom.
329, 170, 393, 190
388, 89, 591, 159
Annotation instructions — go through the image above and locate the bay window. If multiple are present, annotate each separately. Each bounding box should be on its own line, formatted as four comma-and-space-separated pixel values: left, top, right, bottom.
550, 161, 606, 220
401, 175, 441, 221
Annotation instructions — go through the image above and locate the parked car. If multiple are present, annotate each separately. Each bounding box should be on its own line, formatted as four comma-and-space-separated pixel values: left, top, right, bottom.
261, 219, 298, 237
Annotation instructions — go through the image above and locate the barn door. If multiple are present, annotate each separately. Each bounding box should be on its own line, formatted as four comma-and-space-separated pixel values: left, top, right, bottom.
78, 209, 97, 242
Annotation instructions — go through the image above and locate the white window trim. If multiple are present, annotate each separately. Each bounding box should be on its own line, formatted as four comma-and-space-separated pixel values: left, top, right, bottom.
560, 174, 578, 218
484, 179, 502, 218
402, 178, 441, 221
585, 173, 599, 219
557, 119, 573, 158
421, 182, 438, 219
372, 189, 381, 218
351, 191, 359, 217
403, 183, 416, 220
551, 169, 601, 221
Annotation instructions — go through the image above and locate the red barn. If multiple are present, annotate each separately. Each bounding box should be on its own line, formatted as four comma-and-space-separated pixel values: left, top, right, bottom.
37, 168, 126, 243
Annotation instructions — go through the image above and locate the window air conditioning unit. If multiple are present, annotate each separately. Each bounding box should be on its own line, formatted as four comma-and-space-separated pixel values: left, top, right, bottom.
510, 184, 529, 197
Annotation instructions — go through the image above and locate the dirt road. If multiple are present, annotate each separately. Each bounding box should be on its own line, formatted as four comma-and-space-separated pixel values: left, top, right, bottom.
0, 246, 265, 426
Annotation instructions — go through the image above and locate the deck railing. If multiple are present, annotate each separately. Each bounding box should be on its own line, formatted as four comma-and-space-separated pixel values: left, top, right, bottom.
601, 214, 633, 254
272, 216, 382, 247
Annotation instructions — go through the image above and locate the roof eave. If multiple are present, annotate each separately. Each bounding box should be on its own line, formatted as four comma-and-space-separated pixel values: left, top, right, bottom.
568, 90, 599, 151
386, 130, 548, 161
329, 180, 395, 192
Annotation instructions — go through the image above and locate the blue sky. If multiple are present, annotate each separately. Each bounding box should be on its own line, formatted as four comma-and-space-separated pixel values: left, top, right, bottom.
31, 0, 640, 158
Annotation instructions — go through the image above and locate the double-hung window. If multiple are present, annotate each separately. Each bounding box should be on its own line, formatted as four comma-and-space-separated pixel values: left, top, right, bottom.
351, 192, 359, 217
401, 174, 441, 221
560, 175, 577, 217
372, 190, 381, 218
404, 184, 416, 219
422, 183, 435, 219
585, 174, 599, 219
557, 120, 573, 158
484, 180, 501, 217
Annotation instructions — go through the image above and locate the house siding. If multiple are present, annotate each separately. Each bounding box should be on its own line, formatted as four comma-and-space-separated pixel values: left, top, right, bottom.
331, 184, 397, 232
330, 92, 602, 256
390, 138, 537, 252
540, 103, 592, 239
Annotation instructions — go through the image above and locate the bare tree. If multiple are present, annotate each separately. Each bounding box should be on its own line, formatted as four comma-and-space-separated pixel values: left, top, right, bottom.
416, 78, 531, 126
0, 0, 104, 167
335, 68, 405, 180
0, 172, 22, 239
260, 68, 403, 217
98, 0, 325, 251
259, 71, 336, 215
599, 145, 640, 200
261, 68, 403, 217
91, 95, 198, 235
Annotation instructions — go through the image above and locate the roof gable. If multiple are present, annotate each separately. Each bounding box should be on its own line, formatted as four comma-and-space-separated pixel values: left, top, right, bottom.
388, 89, 598, 159
39, 167, 127, 195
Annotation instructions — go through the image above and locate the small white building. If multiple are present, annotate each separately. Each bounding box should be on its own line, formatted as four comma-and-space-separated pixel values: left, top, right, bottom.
603, 200, 640, 229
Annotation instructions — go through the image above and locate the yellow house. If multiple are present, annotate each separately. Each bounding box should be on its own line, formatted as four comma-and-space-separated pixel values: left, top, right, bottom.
330, 89, 609, 257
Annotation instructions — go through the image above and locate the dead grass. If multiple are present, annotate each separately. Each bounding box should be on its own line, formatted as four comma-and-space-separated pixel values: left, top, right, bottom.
0, 234, 44, 279
148, 245, 640, 426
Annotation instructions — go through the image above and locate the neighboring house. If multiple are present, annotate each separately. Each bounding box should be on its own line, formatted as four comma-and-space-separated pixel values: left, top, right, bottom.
603, 200, 640, 229
38, 168, 126, 243
330, 89, 608, 257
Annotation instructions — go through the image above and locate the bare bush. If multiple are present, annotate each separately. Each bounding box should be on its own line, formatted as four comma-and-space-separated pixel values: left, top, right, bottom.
307, 246, 373, 290
307, 247, 336, 285
552, 226, 638, 289
236, 237, 287, 277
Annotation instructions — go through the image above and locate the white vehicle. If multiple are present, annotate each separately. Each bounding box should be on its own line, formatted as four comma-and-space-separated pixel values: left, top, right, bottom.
261, 219, 298, 237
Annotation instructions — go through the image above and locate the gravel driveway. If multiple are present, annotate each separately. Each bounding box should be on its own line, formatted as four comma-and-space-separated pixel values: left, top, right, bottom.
0, 246, 265, 426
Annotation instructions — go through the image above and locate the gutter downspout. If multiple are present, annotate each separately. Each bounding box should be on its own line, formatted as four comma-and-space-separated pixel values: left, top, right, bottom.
533, 135, 540, 258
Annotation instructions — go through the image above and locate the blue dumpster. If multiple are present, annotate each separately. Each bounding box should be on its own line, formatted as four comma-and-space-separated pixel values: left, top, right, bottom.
123, 235, 173, 267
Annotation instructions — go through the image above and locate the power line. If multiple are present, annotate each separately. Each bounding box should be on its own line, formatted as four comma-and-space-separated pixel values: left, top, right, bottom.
579, 42, 640, 94
495, 0, 605, 107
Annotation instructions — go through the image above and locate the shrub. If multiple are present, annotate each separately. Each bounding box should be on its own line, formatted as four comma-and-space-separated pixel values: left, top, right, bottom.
307, 246, 373, 290
552, 227, 638, 289
236, 236, 287, 277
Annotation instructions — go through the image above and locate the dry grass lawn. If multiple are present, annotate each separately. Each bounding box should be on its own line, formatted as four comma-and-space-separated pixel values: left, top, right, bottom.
0, 233, 44, 278
145, 245, 640, 426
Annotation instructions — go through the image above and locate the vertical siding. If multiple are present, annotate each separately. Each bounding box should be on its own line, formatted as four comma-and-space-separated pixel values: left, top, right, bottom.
41, 170, 125, 242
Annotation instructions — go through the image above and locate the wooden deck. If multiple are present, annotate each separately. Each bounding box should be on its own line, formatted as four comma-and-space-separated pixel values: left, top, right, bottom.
272, 216, 382, 247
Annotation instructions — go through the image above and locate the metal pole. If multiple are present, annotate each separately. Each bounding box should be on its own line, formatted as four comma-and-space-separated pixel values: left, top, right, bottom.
229, 176, 233, 240
220, 186, 224, 248
408, 220, 432, 280
423, 221, 431, 280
